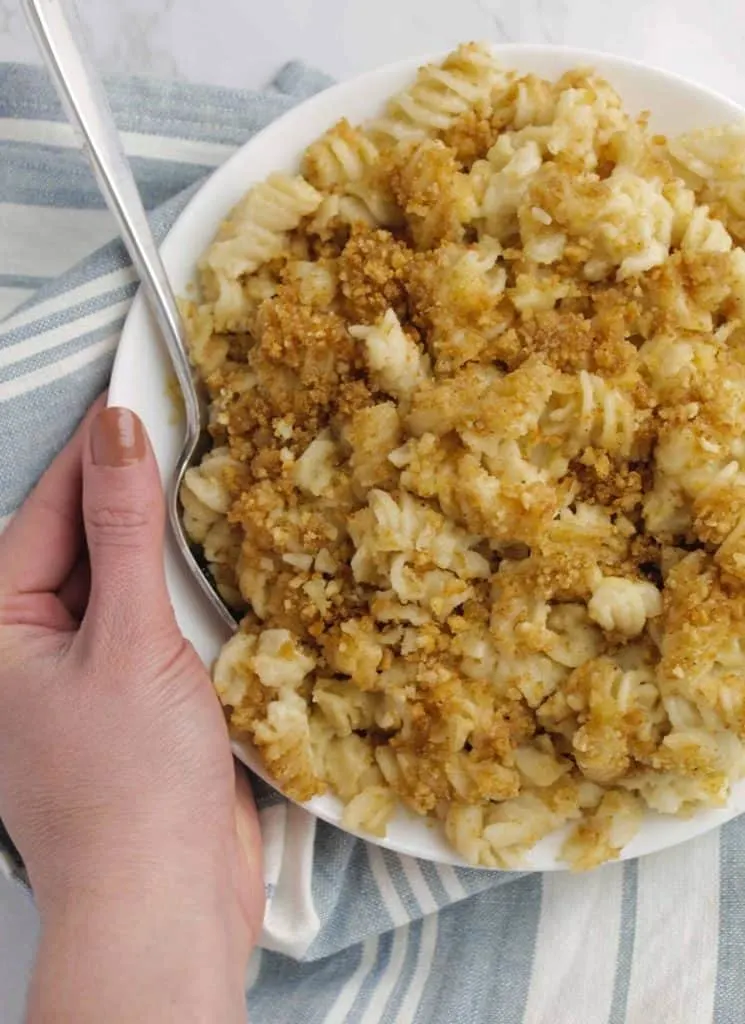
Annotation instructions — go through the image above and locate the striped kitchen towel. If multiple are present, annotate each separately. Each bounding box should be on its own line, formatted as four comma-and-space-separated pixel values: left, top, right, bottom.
2, 58, 745, 1024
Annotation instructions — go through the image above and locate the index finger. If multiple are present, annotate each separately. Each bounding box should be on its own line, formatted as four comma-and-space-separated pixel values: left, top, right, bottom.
0, 395, 106, 597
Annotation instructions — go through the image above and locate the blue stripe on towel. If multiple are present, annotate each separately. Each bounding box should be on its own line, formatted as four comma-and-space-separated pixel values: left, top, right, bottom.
0, 63, 332, 145
413, 877, 543, 1024
0, 142, 213, 211
0, 273, 50, 291
608, 859, 639, 1024
714, 819, 745, 1024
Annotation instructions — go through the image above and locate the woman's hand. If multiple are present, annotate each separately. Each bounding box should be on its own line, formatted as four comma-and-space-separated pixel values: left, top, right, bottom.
0, 402, 264, 1023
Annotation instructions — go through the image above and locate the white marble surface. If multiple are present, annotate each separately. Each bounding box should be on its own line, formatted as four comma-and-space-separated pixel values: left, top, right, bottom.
0, 0, 743, 103
1, 0, 745, 1019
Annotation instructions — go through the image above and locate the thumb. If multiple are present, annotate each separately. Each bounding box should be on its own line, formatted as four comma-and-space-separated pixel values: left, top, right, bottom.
80, 407, 171, 644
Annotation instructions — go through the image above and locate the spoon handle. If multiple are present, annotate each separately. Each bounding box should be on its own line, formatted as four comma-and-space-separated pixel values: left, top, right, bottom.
22, 0, 199, 431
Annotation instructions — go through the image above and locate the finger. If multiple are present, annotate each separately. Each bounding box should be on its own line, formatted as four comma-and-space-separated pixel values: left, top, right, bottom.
57, 556, 91, 622
79, 407, 172, 644
0, 395, 106, 598
235, 764, 262, 868
234, 763, 264, 939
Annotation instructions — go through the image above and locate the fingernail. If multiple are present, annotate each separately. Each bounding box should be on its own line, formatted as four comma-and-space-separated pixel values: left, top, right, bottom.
90, 408, 146, 467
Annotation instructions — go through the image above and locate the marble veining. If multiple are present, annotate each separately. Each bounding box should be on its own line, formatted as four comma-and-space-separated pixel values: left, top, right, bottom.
93, 1, 182, 82
0, 0, 23, 40
1, 0, 744, 103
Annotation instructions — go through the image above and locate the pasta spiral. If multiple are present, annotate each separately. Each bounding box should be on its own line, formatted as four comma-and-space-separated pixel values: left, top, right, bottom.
588, 577, 663, 638
350, 309, 431, 399
303, 119, 380, 190
369, 42, 500, 141
543, 371, 638, 458
202, 172, 322, 280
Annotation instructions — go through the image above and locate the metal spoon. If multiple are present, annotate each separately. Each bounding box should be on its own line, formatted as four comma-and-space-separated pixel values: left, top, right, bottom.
23, 0, 237, 631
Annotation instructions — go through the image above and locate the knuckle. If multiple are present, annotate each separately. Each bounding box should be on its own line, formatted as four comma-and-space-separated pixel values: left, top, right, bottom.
86, 502, 152, 547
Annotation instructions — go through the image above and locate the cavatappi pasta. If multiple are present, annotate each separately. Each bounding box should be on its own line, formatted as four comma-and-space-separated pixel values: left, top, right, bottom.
179, 43, 745, 869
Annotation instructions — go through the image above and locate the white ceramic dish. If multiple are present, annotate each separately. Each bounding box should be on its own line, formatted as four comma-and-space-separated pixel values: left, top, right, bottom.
109, 44, 745, 870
